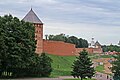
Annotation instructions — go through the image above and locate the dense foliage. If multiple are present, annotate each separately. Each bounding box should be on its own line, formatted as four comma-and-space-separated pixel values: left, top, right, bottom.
102, 45, 120, 52
37, 53, 52, 77
0, 15, 36, 77
47, 34, 88, 48
0, 15, 52, 78
112, 54, 120, 80
71, 49, 95, 80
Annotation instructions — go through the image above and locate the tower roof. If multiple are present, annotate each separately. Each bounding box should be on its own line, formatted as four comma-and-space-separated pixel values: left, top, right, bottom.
95, 41, 101, 46
23, 8, 43, 24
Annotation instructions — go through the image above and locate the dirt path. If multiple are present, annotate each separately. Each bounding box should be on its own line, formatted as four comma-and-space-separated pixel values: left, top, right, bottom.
1, 73, 113, 80
4, 78, 63, 80
93, 72, 113, 80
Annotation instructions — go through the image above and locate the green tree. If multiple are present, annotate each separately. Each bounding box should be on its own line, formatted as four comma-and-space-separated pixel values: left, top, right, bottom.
102, 45, 120, 52
71, 49, 95, 80
28, 53, 52, 77
48, 34, 89, 48
78, 38, 88, 48
48, 34, 66, 42
0, 15, 36, 77
38, 53, 53, 77
67, 36, 79, 47
48, 35, 54, 40
112, 54, 120, 80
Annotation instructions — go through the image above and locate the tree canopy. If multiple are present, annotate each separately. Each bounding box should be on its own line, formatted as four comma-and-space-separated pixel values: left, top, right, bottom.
47, 34, 88, 48
0, 15, 52, 78
71, 49, 95, 80
112, 54, 120, 80
0, 14, 36, 77
102, 45, 120, 52
38, 53, 52, 77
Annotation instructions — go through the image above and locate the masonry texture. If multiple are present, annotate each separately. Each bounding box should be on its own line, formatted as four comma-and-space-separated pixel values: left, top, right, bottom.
34, 23, 43, 53
43, 40, 76, 56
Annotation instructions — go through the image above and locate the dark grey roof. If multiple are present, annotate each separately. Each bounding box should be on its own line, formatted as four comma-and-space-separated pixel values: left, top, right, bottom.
95, 41, 101, 46
23, 8, 43, 24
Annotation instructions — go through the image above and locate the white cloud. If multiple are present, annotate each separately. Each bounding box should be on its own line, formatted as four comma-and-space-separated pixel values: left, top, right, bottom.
34, 0, 57, 4
0, 0, 120, 45
43, 21, 120, 45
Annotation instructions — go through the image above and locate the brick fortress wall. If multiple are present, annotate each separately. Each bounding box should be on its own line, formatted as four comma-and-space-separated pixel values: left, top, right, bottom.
76, 48, 94, 54
43, 40, 77, 56
43, 40, 103, 56
76, 48, 103, 54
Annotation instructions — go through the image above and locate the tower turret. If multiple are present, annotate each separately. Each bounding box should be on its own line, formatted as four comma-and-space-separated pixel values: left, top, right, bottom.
23, 8, 43, 54
89, 38, 95, 48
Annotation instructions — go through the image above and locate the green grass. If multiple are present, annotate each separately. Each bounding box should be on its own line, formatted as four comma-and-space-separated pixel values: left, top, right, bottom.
95, 65, 104, 73
99, 55, 113, 58
89, 54, 113, 59
48, 54, 110, 77
89, 54, 99, 59
64, 78, 96, 80
47, 54, 76, 77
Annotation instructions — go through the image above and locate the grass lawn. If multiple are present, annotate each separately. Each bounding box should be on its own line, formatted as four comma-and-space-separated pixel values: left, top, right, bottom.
95, 65, 104, 73
47, 53, 109, 77
48, 54, 76, 77
64, 78, 96, 80
89, 54, 99, 59
89, 54, 113, 59
99, 55, 113, 58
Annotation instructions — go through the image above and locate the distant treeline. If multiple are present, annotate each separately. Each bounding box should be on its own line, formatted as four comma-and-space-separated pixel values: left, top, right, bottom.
46, 33, 88, 48
102, 45, 120, 52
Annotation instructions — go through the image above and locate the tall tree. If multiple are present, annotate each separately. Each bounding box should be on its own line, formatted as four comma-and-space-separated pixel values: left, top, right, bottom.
71, 49, 95, 80
39, 53, 53, 77
48, 34, 66, 42
67, 36, 79, 47
112, 54, 120, 80
0, 15, 36, 77
29, 53, 53, 77
78, 38, 88, 48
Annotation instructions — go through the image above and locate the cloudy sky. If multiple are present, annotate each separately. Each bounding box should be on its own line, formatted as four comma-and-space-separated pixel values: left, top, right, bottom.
0, 0, 120, 45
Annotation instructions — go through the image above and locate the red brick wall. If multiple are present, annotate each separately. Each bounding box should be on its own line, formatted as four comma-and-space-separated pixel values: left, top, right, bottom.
76, 48, 94, 54
76, 48, 103, 54
43, 40, 76, 56
93, 48, 103, 53
34, 23, 43, 54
